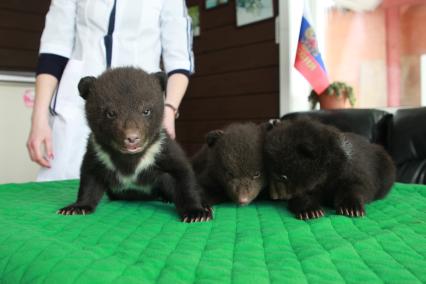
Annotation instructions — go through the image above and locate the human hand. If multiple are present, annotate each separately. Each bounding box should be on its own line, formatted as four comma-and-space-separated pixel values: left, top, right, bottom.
27, 119, 53, 168
163, 106, 176, 139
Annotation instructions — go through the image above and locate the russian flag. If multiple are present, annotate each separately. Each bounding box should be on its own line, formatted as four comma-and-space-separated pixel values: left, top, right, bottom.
294, 7, 330, 94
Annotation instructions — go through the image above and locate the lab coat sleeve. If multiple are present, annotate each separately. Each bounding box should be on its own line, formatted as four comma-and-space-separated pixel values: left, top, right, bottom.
160, 0, 194, 75
36, 53, 69, 80
39, 0, 78, 58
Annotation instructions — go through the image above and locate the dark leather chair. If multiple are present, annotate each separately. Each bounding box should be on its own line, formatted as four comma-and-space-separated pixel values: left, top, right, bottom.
389, 108, 426, 184
281, 107, 426, 184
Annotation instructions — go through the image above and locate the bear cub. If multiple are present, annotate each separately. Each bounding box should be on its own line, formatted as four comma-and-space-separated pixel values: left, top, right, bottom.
57, 67, 212, 222
192, 123, 267, 205
264, 118, 395, 220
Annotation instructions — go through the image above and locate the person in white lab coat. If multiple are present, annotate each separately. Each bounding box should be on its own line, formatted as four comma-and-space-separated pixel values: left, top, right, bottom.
26, 0, 194, 181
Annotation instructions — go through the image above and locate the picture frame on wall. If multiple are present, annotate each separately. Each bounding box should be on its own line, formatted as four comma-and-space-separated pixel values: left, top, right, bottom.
236, 0, 274, 27
205, 0, 229, 10
188, 5, 200, 37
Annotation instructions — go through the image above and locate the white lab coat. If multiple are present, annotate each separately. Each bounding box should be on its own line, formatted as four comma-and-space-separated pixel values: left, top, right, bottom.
36, 0, 194, 181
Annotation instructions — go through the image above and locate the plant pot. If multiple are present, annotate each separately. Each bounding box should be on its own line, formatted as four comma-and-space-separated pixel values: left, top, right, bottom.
318, 94, 348, 109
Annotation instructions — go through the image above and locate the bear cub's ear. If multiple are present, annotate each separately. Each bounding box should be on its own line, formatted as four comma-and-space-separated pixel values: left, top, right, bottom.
206, 130, 224, 147
78, 76, 96, 100
152, 72, 167, 91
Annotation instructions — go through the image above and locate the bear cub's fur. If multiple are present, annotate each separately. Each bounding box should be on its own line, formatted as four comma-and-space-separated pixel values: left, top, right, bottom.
58, 67, 212, 222
192, 123, 267, 205
264, 118, 395, 220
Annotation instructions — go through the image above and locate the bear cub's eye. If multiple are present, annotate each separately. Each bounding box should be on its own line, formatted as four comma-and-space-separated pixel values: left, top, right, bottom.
143, 108, 152, 117
279, 174, 288, 182
105, 110, 117, 119
226, 171, 234, 178
253, 172, 261, 179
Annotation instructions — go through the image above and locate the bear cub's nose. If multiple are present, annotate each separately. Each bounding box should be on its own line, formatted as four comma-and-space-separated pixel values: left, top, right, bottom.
239, 197, 249, 205
124, 133, 140, 146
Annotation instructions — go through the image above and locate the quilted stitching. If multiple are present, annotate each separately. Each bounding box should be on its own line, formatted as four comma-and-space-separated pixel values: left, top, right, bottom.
0, 181, 425, 283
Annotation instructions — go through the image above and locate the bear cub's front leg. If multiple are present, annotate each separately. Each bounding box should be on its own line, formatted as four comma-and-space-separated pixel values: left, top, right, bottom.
288, 194, 325, 220
57, 170, 105, 215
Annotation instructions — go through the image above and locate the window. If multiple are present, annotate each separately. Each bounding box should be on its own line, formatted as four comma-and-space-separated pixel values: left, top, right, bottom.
279, 0, 426, 114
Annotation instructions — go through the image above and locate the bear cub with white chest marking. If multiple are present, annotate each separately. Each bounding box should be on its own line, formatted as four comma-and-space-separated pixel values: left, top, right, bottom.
58, 67, 212, 222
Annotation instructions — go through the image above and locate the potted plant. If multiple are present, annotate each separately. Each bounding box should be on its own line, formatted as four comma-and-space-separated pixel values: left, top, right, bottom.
308, 81, 356, 110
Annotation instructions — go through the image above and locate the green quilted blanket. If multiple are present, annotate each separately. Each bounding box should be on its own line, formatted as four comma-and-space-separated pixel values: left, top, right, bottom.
0, 181, 425, 283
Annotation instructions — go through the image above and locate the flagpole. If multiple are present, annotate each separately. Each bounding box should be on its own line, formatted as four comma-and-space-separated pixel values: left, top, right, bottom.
278, 0, 293, 116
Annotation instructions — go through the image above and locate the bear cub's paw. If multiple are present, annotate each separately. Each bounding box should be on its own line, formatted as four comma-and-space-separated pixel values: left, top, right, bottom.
295, 207, 325, 220
336, 197, 365, 217
57, 204, 95, 215
182, 207, 213, 223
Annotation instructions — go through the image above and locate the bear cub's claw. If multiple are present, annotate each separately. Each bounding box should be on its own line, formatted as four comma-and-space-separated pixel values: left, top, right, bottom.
182, 207, 213, 223
336, 197, 365, 217
336, 206, 365, 217
296, 209, 325, 220
57, 204, 94, 215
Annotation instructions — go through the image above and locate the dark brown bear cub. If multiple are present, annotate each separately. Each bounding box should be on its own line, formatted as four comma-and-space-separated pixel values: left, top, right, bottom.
192, 123, 266, 206
264, 118, 395, 220
57, 67, 212, 222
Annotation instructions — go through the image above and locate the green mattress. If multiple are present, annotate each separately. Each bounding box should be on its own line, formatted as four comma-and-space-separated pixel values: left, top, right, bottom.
0, 180, 425, 284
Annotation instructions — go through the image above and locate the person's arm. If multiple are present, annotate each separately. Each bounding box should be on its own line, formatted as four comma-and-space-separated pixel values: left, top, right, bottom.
27, 0, 77, 167
163, 73, 189, 139
27, 74, 58, 167
160, 0, 194, 139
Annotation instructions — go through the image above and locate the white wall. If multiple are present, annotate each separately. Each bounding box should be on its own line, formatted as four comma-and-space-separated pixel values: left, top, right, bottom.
0, 81, 39, 183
